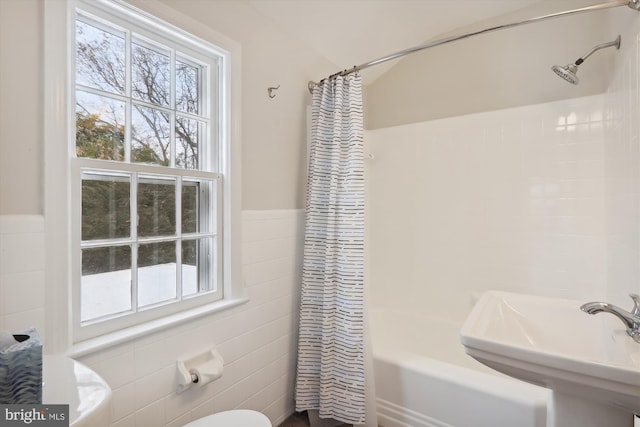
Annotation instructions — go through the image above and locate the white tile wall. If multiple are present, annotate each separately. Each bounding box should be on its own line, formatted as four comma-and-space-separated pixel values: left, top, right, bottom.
0, 215, 46, 340
605, 29, 640, 305
366, 96, 610, 322
0, 210, 303, 427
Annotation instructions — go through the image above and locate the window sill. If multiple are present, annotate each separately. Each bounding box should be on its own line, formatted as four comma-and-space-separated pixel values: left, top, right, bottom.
65, 297, 249, 358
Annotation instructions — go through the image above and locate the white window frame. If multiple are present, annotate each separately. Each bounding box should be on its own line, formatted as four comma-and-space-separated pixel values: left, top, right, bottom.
44, 0, 245, 355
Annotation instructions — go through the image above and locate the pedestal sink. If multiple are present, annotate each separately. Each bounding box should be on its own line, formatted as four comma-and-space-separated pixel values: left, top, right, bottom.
460, 291, 640, 427
42, 355, 112, 427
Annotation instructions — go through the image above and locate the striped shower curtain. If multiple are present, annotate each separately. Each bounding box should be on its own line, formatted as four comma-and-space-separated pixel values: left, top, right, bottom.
295, 74, 375, 425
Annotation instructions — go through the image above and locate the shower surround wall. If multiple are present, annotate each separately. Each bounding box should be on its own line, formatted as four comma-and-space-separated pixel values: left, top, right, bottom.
367, 22, 640, 319
605, 30, 640, 306
367, 95, 608, 321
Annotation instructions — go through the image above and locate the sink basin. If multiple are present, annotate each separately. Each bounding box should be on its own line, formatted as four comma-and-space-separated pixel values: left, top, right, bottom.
42, 355, 112, 427
460, 291, 640, 427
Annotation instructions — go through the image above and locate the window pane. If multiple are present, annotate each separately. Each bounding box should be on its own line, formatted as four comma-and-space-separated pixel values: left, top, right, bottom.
82, 173, 131, 240
76, 91, 125, 160
132, 42, 170, 107
138, 241, 176, 307
76, 20, 125, 95
182, 238, 213, 297
182, 179, 214, 234
131, 105, 170, 166
176, 60, 199, 114
181, 239, 197, 297
182, 180, 198, 234
209, 180, 217, 233
81, 245, 132, 322
138, 176, 176, 237
176, 117, 200, 169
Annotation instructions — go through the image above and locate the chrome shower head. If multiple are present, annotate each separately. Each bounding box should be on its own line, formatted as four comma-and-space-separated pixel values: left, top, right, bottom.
551, 35, 621, 85
551, 63, 580, 85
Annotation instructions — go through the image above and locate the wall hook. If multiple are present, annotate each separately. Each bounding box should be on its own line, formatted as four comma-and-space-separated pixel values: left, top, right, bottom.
268, 85, 280, 98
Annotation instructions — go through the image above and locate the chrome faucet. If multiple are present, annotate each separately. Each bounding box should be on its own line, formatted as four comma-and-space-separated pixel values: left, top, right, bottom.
580, 294, 640, 343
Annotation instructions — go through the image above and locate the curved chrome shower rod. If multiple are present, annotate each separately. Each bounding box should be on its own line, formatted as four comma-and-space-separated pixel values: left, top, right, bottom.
308, 0, 640, 93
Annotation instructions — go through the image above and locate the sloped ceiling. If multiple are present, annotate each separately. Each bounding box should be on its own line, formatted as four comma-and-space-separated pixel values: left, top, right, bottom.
247, 0, 539, 84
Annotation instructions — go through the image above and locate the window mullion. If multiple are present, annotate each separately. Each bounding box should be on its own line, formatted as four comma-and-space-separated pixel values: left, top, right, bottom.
125, 27, 132, 163
131, 171, 138, 313
81, 238, 134, 249
169, 49, 182, 301
176, 175, 183, 300
201, 65, 210, 171
215, 178, 223, 291
170, 48, 176, 168
200, 179, 212, 292
127, 29, 136, 312
75, 84, 128, 103
75, 158, 219, 180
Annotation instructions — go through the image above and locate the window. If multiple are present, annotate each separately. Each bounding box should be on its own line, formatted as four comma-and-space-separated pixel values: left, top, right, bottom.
64, 0, 240, 343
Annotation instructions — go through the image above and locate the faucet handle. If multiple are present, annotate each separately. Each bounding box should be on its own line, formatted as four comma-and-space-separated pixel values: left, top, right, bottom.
630, 294, 640, 317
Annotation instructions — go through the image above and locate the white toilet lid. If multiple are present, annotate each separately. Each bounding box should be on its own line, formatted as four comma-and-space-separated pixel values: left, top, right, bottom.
183, 410, 271, 427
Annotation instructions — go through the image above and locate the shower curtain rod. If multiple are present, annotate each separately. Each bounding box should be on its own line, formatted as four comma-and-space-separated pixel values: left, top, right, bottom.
308, 0, 640, 93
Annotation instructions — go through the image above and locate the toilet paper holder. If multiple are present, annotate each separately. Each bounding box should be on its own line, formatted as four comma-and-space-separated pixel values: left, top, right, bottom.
176, 349, 224, 393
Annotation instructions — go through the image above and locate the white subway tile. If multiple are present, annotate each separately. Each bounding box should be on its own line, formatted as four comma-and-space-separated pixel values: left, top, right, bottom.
243, 257, 290, 287
2, 308, 45, 338
162, 389, 196, 424
246, 276, 293, 305
164, 412, 192, 427
110, 414, 135, 427
134, 366, 174, 410
165, 325, 221, 363
263, 394, 295, 427
0, 232, 45, 274
134, 338, 171, 379
111, 382, 137, 422
191, 395, 229, 421
95, 351, 136, 390
0, 270, 45, 314
134, 399, 165, 427
0, 215, 44, 234
77, 340, 136, 368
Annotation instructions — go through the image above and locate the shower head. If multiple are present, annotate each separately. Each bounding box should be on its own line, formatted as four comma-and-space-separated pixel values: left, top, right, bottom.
552, 63, 580, 85
551, 35, 621, 85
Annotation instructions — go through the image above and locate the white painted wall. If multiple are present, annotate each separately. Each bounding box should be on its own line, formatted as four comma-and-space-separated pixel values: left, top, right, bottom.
0, 0, 337, 214
0, 0, 42, 214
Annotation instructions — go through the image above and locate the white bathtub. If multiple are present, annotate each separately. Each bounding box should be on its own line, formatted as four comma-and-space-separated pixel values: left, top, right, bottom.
371, 309, 551, 427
